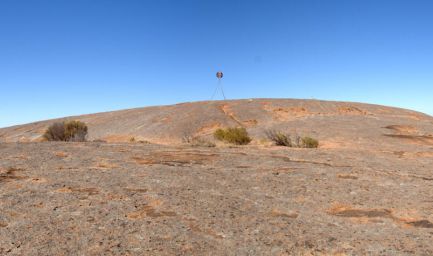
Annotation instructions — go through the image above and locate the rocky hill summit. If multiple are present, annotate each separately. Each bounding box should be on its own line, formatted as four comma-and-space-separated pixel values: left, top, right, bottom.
1, 99, 432, 150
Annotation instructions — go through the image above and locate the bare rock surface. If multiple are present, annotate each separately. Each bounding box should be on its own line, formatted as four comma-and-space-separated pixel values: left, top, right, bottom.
1, 99, 433, 255
1, 99, 432, 148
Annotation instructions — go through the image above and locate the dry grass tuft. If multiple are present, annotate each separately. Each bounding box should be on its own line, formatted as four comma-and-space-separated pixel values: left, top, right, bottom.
265, 130, 319, 148
182, 134, 215, 147
265, 130, 292, 146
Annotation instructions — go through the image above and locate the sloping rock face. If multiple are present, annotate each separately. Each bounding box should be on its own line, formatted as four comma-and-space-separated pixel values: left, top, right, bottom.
1, 99, 432, 150
1, 99, 433, 254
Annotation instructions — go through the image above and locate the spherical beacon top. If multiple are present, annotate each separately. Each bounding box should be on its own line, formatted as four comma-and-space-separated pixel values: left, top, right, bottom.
216, 71, 223, 79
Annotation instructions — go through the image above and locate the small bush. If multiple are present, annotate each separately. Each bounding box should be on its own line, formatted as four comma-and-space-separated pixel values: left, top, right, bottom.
64, 121, 88, 142
129, 137, 136, 143
301, 137, 319, 148
213, 129, 226, 141
214, 127, 251, 145
264, 130, 319, 148
43, 121, 88, 142
265, 130, 292, 146
43, 122, 66, 141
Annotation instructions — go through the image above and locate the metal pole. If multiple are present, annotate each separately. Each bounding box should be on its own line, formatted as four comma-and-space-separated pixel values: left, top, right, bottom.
211, 81, 219, 100
219, 79, 226, 100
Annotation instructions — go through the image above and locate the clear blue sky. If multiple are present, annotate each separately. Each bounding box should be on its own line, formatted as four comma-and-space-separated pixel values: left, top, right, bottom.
1, 0, 433, 128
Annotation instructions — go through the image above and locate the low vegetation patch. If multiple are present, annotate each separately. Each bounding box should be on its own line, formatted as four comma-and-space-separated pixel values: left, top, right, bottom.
129, 137, 151, 144
182, 134, 216, 147
43, 121, 88, 142
265, 130, 292, 146
214, 127, 251, 145
301, 136, 319, 148
92, 139, 107, 143
191, 138, 216, 147
265, 129, 319, 148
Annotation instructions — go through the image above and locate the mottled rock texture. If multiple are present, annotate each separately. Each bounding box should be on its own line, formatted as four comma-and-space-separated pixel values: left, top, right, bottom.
1, 99, 433, 255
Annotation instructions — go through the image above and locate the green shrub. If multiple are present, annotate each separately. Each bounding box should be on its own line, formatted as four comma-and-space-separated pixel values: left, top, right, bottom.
301, 137, 319, 148
265, 130, 292, 146
214, 127, 251, 145
213, 129, 226, 141
43, 121, 88, 142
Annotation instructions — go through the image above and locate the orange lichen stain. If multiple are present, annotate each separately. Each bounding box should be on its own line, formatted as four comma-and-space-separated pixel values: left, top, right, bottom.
270, 209, 299, 218
319, 140, 345, 149
12, 155, 29, 160
90, 158, 119, 170
415, 151, 433, 157
187, 222, 202, 232
54, 152, 68, 158
127, 197, 176, 219
103, 134, 136, 143
328, 204, 433, 229
180, 244, 195, 254
160, 116, 172, 123
263, 105, 311, 121
205, 229, 225, 239
56, 187, 73, 193
195, 123, 222, 136
293, 196, 307, 203
185, 221, 224, 239
127, 205, 176, 219
96, 161, 118, 169
219, 104, 244, 126
338, 106, 368, 115
328, 204, 393, 218
125, 188, 148, 193
131, 156, 154, 165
